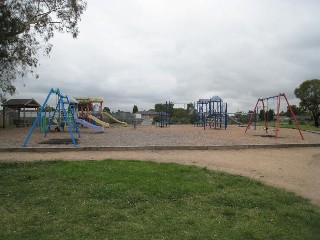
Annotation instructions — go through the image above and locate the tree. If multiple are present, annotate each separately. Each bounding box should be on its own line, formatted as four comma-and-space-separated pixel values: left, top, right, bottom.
43, 104, 54, 112
267, 109, 275, 122
187, 102, 198, 124
234, 112, 249, 124
171, 108, 189, 124
294, 79, 320, 127
259, 109, 265, 122
286, 104, 305, 117
132, 105, 138, 113
0, 0, 87, 100
103, 106, 110, 113
154, 102, 174, 116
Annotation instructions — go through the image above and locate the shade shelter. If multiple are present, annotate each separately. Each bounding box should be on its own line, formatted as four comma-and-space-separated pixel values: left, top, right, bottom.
2, 99, 41, 128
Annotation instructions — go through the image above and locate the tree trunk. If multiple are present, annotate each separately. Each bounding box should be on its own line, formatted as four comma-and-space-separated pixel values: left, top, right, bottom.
315, 117, 319, 128
314, 113, 320, 127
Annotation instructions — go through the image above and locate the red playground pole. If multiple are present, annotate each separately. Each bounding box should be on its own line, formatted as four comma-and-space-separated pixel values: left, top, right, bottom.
245, 98, 260, 133
245, 93, 305, 140
282, 93, 304, 140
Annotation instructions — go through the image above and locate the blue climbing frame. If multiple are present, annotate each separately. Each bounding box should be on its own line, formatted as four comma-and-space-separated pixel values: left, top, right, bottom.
22, 88, 80, 147
196, 96, 228, 130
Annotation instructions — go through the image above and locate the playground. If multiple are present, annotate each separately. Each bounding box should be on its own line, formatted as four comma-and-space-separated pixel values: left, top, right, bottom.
1, 124, 319, 149
1, 89, 320, 206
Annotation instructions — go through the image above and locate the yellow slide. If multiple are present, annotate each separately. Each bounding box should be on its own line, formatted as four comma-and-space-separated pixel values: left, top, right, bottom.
88, 115, 110, 128
101, 112, 128, 126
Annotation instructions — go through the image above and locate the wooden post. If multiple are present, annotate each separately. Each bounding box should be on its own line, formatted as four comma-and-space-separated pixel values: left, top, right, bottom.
100, 102, 103, 120
23, 106, 26, 127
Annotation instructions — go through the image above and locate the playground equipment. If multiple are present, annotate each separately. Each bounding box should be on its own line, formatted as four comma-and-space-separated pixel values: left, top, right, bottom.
157, 101, 172, 128
196, 96, 228, 130
228, 114, 243, 126
40, 115, 47, 132
76, 118, 104, 132
75, 96, 127, 126
76, 97, 103, 117
22, 88, 80, 147
102, 112, 128, 125
245, 93, 304, 140
88, 115, 110, 128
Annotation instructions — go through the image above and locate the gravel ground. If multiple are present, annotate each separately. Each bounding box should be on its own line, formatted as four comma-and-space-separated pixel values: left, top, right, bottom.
0, 124, 319, 148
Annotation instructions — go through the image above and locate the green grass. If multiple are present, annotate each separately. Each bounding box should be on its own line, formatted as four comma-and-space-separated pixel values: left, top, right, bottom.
278, 122, 320, 131
249, 121, 320, 132
1, 160, 319, 239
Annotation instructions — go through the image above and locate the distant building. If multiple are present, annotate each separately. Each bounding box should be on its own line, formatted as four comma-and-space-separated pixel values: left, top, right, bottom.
137, 110, 158, 119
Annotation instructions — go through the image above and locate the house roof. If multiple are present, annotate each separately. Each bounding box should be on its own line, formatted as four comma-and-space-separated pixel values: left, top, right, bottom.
137, 110, 158, 115
2, 99, 41, 109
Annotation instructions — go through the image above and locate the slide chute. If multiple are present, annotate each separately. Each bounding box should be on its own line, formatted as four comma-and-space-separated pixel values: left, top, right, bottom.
228, 115, 243, 126
88, 115, 110, 128
76, 118, 104, 133
102, 112, 127, 125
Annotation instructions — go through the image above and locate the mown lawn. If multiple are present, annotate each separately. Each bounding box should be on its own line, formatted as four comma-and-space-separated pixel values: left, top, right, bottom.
0, 160, 319, 239
249, 121, 320, 132
278, 122, 320, 131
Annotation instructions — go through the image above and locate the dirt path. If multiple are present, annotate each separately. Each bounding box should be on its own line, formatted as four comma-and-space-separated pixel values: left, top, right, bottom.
1, 147, 319, 206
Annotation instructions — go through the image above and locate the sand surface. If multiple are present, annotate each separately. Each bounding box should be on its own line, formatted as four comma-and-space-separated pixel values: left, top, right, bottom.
1, 125, 319, 148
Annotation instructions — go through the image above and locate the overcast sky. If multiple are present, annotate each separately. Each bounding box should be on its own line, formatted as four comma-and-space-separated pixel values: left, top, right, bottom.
12, 0, 320, 113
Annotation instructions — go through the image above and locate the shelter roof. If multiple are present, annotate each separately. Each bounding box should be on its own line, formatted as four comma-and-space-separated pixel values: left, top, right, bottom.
210, 96, 223, 101
75, 97, 104, 103
2, 99, 41, 109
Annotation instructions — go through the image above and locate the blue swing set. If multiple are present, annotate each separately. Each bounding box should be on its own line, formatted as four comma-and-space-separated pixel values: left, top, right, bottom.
22, 88, 80, 147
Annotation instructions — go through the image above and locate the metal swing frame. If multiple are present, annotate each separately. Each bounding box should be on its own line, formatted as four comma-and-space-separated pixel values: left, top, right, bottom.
22, 88, 80, 147
245, 93, 304, 140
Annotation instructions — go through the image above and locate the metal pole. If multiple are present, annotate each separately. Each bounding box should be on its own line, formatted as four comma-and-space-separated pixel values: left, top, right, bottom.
61, 93, 77, 147
283, 93, 304, 140
275, 94, 281, 138
22, 88, 54, 147
225, 103, 228, 129
262, 100, 267, 132
245, 99, 260, 133
45, 100, 60, 137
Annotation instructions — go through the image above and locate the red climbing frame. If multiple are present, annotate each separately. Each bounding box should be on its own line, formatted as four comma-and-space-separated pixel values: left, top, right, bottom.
245, 93, 304, 140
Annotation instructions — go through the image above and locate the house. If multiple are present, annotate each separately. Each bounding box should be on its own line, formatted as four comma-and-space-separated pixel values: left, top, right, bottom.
137, 110, 158, 119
